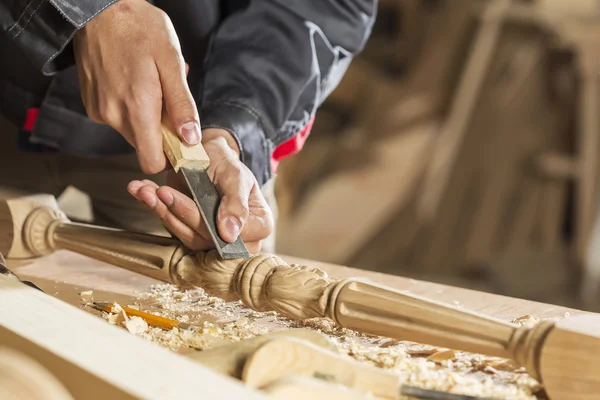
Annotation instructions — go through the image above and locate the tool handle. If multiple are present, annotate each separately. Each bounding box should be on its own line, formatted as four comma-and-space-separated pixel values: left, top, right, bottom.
242, 338, 399, 399
161, 113, 210, 172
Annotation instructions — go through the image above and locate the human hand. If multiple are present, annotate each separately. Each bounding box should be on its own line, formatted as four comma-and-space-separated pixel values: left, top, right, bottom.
73, 0, 200, 174
127, 129, 274, 254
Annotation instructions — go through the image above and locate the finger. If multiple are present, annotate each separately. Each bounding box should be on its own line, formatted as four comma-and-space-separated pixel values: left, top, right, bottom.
156, 45, 201, 146
137, 185, 212, 250
244, 241, 262, 255
126, 66, 167, 175
238, 185, 274, 242
156, 186, 212, 240
216, 167, 253, 243
127, 180, 160, 198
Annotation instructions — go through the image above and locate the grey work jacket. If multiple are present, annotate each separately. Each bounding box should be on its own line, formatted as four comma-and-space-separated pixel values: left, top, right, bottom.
0, 0, 376, 186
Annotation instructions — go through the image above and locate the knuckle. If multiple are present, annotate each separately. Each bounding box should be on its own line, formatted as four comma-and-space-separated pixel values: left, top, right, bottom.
128, 84, 161, 109
228, 195, 250, 217
97, 99, 119, 124
168, 93, 194, 113
158, 210, 174, 227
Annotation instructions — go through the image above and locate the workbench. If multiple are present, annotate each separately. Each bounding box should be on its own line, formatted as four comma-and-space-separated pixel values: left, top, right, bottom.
4, 249, 587, 400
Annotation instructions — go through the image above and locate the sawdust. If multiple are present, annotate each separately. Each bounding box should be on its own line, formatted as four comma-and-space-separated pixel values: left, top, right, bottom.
79, 290, 94, 302
97, 283, 545, 399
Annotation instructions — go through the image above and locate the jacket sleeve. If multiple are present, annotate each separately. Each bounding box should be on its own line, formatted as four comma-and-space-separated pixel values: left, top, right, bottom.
200, 0, 377, 187
0, 0, 118, 75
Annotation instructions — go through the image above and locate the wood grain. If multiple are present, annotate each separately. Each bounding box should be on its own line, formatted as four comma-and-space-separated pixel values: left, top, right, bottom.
0, 273, 266, 400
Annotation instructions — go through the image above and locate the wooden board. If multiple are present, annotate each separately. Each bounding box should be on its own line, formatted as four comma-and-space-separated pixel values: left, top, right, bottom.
0, 266, 266, 400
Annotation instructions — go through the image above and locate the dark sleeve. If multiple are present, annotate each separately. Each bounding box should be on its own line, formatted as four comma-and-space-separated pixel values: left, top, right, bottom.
0, 0, 118, 75
200, 0, 377, 186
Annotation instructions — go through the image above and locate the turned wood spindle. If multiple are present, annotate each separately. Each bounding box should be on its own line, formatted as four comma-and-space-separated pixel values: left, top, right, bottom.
1, 195, 599, 400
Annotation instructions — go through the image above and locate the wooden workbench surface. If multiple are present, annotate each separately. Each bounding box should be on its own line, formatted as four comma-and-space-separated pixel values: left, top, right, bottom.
9, 250, 584, 322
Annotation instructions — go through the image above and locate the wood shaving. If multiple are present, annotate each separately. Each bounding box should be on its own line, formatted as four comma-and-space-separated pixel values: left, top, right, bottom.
125, 316, 148, 335
427, 349, 457, 363
106, 303, 127, 325
79, 290, 93, 301
512, 315, 539, 328
96, 285, 546, 399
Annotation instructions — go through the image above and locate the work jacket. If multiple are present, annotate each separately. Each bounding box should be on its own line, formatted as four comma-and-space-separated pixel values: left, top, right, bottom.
0, 0, 376, 186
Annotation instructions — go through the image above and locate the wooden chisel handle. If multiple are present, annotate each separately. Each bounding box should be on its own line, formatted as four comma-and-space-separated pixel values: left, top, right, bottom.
160, 113, 210, 172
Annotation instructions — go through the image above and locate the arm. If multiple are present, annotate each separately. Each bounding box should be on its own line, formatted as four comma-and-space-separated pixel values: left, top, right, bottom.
200, 0, 378, 186
0, 0, 118, 74
129, 0, 376, 252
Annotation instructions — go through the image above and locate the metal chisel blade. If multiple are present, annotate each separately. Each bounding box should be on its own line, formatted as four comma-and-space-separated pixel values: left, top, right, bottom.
180, 167, 250, 260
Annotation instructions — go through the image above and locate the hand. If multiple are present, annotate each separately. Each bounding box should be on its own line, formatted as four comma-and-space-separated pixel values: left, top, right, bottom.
73, 0, 200, 174
127, 129, 274, 254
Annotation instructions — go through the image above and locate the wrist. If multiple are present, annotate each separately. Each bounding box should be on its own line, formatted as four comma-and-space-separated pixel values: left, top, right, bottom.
202, 128, 241, 158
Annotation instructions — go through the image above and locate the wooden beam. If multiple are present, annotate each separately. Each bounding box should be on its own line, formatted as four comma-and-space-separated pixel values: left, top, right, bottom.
0, 274, 266, 400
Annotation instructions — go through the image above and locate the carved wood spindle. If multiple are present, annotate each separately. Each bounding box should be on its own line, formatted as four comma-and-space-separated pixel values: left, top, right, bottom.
2, 195, 600, 399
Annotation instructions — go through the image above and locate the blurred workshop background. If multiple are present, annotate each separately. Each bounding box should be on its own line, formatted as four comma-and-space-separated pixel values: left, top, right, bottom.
272, 0, 600, 313
50, 0, 600, 312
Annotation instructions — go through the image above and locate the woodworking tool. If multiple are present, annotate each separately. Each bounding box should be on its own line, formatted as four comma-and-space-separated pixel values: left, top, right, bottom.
400, 385, 494, 400
242, 337, 496, 400
0, 252, 43, 292
88, 301, 191, 330
161, 114, 250, 260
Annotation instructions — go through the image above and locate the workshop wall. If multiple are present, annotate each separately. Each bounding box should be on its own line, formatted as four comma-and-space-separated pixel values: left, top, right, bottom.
274, 0, 600, 312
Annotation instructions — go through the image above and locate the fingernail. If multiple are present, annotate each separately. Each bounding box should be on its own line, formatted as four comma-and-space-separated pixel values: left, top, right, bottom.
157, 190, 174, 206
225, 217, 241, 239
142, 193, 157, 209
180, 122, 201, 145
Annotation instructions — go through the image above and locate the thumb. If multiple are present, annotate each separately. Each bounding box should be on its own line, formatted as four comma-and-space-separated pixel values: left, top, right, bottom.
216, 170, 253, 243
157, 55, 201, 146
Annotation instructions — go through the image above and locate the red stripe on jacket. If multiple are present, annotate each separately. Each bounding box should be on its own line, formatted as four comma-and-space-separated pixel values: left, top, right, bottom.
270, 117, 314, 174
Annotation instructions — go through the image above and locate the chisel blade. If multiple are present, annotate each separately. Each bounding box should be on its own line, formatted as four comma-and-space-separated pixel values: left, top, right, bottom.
180, 167, 250, 260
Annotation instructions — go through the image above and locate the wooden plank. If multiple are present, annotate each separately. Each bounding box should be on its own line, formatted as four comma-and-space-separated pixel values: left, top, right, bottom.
0, 272, 265, 400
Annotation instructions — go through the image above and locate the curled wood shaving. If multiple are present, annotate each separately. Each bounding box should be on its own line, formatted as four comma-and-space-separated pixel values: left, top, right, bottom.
79, 290, 94, 301
427, 349, 457, 363
125, 316, 148, 335
512, 315, 540, 328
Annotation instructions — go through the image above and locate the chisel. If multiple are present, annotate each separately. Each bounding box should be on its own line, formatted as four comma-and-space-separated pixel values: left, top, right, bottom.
161, 114, 250, 259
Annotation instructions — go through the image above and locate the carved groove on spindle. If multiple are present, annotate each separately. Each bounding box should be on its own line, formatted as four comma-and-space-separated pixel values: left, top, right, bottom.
326, 279, 356, 323
233, 253, 279, 312
507, 320, 555, 382
23, 207, 67, 256
166, 246, 192, 287
263, 264, 334, 319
